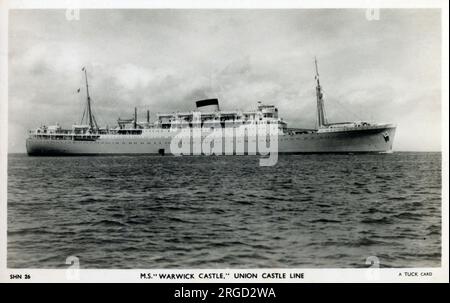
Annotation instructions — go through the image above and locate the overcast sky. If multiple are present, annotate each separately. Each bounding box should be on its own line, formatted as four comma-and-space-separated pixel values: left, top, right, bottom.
8, 9, 441, 152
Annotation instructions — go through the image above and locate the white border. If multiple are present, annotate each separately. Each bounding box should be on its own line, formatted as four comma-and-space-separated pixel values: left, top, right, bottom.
441, 0, 449, 283
0, 0, 448, 283
3, 0, 448, 9
0, 0, 9, 279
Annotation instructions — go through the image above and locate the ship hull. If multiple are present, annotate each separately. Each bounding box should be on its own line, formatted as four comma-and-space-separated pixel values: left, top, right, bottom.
279, 126, 395, 153
26, 126, 396, 156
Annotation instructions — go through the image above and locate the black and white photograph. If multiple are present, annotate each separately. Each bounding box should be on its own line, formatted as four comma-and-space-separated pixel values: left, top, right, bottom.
0, 0, 448, 284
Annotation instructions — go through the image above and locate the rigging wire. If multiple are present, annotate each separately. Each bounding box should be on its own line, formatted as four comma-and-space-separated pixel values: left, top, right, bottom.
80, 86, 86, 125
321, 88, 362, 122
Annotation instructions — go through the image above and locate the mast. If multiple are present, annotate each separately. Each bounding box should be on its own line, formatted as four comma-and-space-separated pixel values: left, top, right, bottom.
82, 67, 98, 131
314, 57, 327, 128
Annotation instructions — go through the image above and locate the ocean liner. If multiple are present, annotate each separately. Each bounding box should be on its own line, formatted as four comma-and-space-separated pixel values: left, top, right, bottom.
26, 60, 396, 156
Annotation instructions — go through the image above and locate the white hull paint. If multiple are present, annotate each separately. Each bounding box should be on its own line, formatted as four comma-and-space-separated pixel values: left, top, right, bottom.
26, 126, 396, 155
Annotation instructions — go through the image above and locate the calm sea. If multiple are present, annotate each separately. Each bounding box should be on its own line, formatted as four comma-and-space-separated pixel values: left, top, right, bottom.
7, 152, 441, 268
